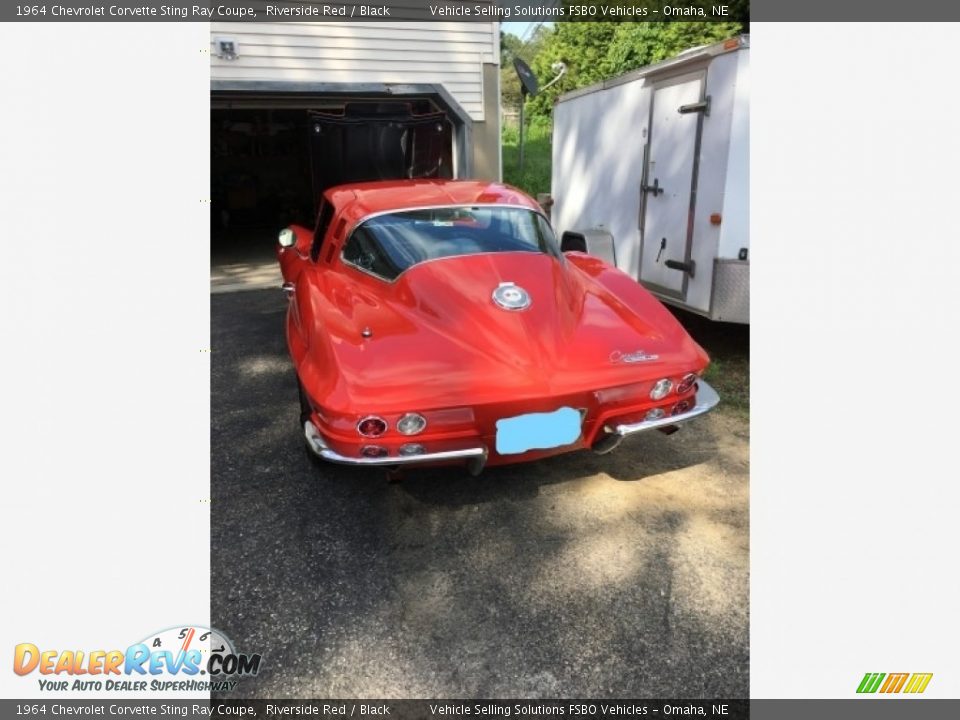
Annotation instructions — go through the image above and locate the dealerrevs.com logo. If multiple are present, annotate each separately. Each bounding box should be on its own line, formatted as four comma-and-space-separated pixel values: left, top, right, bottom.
857, 672, 933, 694
13, 626, 261, 693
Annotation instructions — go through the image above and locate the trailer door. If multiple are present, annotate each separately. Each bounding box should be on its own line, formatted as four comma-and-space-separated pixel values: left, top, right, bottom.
639, 72, 705, 299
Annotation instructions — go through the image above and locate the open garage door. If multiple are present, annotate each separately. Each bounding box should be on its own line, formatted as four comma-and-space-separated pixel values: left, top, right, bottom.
211, 98, 458, 237
210, 87, 468, 291
308, 101, 452, 202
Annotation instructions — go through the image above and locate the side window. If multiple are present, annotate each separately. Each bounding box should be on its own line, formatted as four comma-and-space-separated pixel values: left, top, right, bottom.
311, 201, 334, 262
536, 214, 562, 259
343, 226, 404, 280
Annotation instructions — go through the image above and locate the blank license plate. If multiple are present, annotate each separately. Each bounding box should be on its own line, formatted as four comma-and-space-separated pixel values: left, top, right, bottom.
495, 406, 582, 455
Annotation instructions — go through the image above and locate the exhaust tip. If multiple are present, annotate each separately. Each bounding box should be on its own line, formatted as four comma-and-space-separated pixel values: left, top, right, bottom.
592, 432, 623, 455
466, 455, 486, 477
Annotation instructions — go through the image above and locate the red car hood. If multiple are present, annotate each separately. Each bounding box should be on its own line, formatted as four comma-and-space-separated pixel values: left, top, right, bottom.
317, 252, 707, 410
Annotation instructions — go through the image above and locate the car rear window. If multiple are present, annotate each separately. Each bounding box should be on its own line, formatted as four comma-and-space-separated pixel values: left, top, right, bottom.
341, 206, 559, 281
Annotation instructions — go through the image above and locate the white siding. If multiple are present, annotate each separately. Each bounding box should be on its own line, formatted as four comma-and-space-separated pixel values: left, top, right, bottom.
210, 21, 498, 121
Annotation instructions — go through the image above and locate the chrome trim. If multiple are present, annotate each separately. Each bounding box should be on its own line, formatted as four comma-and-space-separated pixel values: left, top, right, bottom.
355, 203, 551, 227
305, 422, 487, 467
610, 379, 720, 437
281, 281, 295, 298
356, 415, 387, 438
278, 228, 296, 248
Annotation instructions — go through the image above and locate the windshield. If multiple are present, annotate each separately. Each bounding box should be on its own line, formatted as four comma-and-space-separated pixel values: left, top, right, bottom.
341, 206, 560, 281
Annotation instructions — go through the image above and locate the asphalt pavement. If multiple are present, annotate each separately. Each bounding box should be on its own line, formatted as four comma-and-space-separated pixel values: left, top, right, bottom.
211, 288, 749, 698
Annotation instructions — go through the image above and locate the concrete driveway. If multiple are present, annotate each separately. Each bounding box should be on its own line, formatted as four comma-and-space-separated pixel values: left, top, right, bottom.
211, 288, 749, 698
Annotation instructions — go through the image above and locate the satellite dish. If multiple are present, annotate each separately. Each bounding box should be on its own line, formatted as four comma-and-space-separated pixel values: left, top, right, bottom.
513, 57, 539, 97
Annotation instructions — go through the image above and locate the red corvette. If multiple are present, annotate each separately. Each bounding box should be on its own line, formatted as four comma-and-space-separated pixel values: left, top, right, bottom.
277, 179, 718, 475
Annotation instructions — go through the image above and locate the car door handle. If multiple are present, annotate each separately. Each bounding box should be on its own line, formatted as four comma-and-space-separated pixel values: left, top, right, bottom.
281, 281, 295, 298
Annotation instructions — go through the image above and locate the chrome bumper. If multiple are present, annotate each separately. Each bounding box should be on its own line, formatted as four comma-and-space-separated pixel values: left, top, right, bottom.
304, 379, 719, 469
304, 421, 488, 468
609, 378, 720, 437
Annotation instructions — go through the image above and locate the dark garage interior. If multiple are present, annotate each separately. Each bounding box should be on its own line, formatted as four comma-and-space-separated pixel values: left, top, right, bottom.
210, 99, 455, 276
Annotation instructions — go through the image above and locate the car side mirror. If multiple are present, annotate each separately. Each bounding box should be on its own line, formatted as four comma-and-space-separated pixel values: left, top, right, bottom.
278, 228, 296, 248
560, 231, 587, 254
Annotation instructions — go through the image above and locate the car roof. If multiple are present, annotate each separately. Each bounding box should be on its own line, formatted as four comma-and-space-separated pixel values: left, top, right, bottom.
325, 179, 542, 224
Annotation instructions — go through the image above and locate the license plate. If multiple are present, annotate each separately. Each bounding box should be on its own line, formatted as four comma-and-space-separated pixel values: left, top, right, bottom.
495, 406, 582, 455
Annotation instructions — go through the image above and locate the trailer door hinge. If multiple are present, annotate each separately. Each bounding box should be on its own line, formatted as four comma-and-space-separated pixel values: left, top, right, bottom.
678, 96, 711, 116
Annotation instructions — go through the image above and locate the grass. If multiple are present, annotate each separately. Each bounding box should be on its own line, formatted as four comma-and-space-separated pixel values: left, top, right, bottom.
500, 117, 749, 421
502, 118, 552, 198
670, 308, 750, 420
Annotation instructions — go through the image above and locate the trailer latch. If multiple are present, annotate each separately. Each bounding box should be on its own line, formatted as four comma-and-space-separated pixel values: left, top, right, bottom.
641, 177, 664, 196
665, 259, 696, 278
678, 96, 711, 116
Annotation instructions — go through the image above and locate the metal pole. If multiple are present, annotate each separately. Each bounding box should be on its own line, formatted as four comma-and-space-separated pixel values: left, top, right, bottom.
519, 91, 526, 173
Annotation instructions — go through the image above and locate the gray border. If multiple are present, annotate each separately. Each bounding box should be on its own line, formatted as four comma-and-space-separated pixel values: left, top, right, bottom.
752, 699, 960, 719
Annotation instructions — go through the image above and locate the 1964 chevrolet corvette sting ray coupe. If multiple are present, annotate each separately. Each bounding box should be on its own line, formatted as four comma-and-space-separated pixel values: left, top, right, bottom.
277, 179, 718, 475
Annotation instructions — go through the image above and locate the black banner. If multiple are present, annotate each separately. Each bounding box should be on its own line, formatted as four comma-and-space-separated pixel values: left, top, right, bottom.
6, 699, 960, 719
2, 700, 749, 720
1, 0, 957, 23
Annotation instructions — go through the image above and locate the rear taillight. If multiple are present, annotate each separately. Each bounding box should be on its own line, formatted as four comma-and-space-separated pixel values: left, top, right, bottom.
671, 400, 692, 416
677, 373, 698, 394
360, 446, 388, 458
357, 416, 388, 437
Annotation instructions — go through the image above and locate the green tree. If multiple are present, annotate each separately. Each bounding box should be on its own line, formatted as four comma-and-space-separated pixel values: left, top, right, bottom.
500, 29, 523, 67
526, 21, 744, 119
604, 21, 744, 75
501, 25, 551, 113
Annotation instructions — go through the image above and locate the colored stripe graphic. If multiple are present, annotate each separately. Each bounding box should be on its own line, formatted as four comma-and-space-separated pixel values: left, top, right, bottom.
181, 628, 195, 652
880, 673, 909, 693
857, 672, 933, 694
857, 673, 885, 693
903, 673, 933, 694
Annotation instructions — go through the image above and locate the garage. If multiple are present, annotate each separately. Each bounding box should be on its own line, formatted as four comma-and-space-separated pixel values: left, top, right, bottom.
208, 20, 502, 292
210, 89, 470, 285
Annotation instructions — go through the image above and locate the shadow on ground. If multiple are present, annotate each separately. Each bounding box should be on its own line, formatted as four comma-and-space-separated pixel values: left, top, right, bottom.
212, 289, 749, 698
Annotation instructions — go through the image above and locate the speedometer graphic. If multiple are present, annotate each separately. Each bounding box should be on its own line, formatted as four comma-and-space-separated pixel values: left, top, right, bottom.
137, 625, 256, 676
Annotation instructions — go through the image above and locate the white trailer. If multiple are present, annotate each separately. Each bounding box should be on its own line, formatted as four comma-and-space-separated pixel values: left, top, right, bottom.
551, 36, 749, 323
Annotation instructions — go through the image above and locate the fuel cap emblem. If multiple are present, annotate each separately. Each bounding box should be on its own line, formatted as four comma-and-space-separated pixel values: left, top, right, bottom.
492, 282, 531, 311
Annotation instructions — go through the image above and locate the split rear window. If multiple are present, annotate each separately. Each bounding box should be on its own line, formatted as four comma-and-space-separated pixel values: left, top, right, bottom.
341, 206, 559, 281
